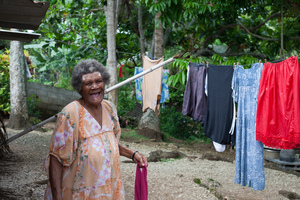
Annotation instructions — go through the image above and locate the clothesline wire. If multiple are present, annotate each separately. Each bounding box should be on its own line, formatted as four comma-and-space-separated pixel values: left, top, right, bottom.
232, 54, 298, 68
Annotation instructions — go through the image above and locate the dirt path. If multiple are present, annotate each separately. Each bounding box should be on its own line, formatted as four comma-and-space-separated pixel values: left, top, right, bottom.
0, 126, 299, 200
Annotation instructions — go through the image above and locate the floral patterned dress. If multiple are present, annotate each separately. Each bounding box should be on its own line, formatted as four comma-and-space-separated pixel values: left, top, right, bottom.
134, 67, 169, 104
44, 100, 125, 199
232, 63, 265, 190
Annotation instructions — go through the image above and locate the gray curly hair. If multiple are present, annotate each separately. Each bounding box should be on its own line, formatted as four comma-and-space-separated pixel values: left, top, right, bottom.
71, 59, 111, 93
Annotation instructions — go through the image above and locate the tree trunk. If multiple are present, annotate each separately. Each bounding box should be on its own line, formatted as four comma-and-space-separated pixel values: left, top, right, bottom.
137, 6, 164, 140
8, 40, 30, 129
154, 11, 164, 58
138, 0, 145, 57
106, 0, 118, 108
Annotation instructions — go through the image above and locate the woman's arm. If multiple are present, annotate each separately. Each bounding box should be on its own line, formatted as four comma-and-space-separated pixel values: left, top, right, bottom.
119, 144, 148, 167
49, 155, 63, 200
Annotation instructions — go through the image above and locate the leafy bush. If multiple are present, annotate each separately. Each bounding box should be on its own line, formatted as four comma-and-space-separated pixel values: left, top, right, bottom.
27, 95, 42, 125
160, 106, 205, 140
0, 50, 11, 114
27, 95, 41, 118
117, 78, 138, 117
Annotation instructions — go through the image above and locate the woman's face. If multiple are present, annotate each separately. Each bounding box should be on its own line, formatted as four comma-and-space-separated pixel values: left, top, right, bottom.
81, 72, 105, 107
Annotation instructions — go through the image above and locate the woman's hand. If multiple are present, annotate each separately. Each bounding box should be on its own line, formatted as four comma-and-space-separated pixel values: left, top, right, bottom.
119, 144, 148, 167
133, 151, 148, 168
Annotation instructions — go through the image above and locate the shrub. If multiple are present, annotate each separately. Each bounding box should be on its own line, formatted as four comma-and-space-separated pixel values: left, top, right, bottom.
0, 50, 10, 114
27, 95, 41, 117
117, 88, 138, 117
160, 106, 205, 140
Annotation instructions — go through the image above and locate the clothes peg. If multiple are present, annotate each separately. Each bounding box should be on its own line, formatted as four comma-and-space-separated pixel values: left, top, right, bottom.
206, 61, 209, 68
233, 63, 236, 69
259, 59, 261, 67
293, 51, 297, 58
265, 59, 267, 63
237, 62, 239, 69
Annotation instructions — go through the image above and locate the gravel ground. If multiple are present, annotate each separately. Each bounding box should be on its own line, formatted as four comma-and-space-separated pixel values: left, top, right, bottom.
0, 127, 300, 200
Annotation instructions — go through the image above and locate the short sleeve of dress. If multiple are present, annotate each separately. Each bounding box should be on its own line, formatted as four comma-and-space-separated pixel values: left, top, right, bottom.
49, 102, 79, 166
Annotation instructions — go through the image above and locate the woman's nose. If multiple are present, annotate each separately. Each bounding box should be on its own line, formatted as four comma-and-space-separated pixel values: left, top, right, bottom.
91, 82, 98, 89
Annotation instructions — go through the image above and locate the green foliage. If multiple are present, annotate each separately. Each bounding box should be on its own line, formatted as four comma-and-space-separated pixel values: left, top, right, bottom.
160, 106, 205, 140
117, 65, 139, 117
211, 54, 260, 68
168, 83, 185, 105
29, 117, 42, 125
120, 129, 149, 141
54, 75, 72, 90
27, 94, 42, 125
27, 0, 108, 86
145, 0, 300, 61
118, 89, 138, 117
26, 42, 94, 86
27, 0, 144, 88
27, 95, 41, 118
167, 56, 205, 87
0, 50, 11, 114
194, 178, 202, 185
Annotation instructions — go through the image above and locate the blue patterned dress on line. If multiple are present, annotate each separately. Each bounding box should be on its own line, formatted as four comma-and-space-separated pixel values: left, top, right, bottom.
134, 67, 169, 103
232, 63, 265, 190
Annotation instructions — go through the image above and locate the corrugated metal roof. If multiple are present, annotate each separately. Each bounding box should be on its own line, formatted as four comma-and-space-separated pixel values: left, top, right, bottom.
0, 0, 49, 41
0, 0, 49, 30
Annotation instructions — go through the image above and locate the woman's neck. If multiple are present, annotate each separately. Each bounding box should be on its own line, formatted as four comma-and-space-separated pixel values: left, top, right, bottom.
79, 98, 101, 110
79, 98, 103, 126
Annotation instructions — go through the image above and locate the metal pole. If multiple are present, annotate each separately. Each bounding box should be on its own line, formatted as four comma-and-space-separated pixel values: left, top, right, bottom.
0, 57, 175, 147
0, 115, 57, 146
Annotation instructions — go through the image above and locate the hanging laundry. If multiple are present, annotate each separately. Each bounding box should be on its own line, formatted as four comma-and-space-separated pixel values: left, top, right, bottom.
256, 56, 300, 149
203, 64, 235, 146
182, 62, 207, 125
119, 65, 124, 78
25, 56, 32, 78
232, 63, 265, 190
161, 69, 170, 103
141, 55, 164, 112
135, 164, 148, 200
135, 67, 144, 101
134, 67, 169, 104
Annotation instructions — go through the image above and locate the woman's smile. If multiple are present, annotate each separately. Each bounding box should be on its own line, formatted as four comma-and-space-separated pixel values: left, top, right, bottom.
81, 72, 105, 107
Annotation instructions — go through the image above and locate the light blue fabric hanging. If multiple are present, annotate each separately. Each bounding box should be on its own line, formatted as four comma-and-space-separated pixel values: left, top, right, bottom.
232, 63, 265, 191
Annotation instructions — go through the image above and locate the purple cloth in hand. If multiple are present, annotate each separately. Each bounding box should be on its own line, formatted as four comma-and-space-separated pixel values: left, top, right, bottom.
135, 163, 148, 200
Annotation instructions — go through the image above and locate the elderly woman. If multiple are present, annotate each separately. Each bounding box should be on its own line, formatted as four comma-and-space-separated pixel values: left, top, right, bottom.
44, 59, 148, 199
